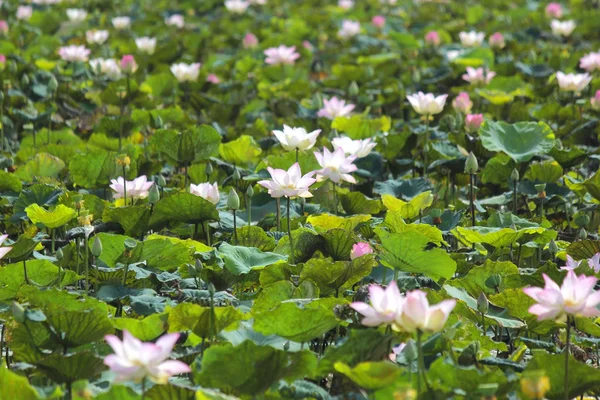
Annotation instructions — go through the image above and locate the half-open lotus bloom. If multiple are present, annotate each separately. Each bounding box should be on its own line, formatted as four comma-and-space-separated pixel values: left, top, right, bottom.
580, 52, 600, 72
592, 90, 600, 111
407, 92, 448, 116
459, 31, 485, 47
170, 63, 201, 82
546, 2, 563, 18
243, 33, 259, 48
556, 71, 591, 94
190, 182, 220, 205
465, 114, 484, 133
314, 147, 358, 184
90, 58, 122, 80
462, 67, 496, 85
273, 125, 320, 152
0, 234, 12, 260
0, 21, 8, 35
372, 15, 385, 29
264, 45, 300, 65
551, 20, 576, 37
317, 97, 355, 120
394, 290, 456, 333
225, 0, 250, 13
350, 242, 373, 260
350, 281, 402, 326
66, 9, 87, 23
523, 270, 600, 321
110, 176, 154, 200
452, 92, 473, 114
59, 45, 91, 62
104, 331, 191, 384
165, 14, 184, 28
425, 31, 441, 46
112, 16, 131, 30
257, 162, 316, 199
332, 136, 376, 158
489, 32, 505, 49
136, 37, 157, 55
338, 20, 361, 40
561, 254, 582, 270
588, 253, 600, 273
206, 74, 220, 84
16, 6, 33, 21
86, 30, 109, 45
120, 55, 137, 74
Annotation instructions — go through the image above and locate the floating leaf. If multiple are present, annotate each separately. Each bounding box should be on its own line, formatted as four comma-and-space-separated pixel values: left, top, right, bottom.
479, 121, 555, 163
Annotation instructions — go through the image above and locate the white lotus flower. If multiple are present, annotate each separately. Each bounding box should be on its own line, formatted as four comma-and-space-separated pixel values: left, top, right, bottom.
16, 6, 33, 21
86, 30, 109, 45
317, 97, 355, 120
190, 182, 220, 205
66, 9, 87, 23
112, 16, 131, 30
110, 176, 154, 200
0, 234, 12, 260
165, 14, 184, 28
459, 31, 485, 47
170, 63, 201, 82
462, 67, 496, 85
314, 147, 358, 184
90, 58, 122, 80
332, 136, 377, 158
556, 71, 591, 94
551, 20, 576, 37
273, 125, 321, 152
338, 20, 361, 40
258, 162, 316, 199
59, 45, 91, 62
225, 0, 250, 13
406, 92, 448, 116
135, 37, 157, 55
580, 52, 600, 72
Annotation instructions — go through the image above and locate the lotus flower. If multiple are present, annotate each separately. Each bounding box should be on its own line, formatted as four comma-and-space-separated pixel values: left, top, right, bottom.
350, 242, 373, 260
206, 74, 221, 84
273, 125, 320, 152
546, 2, 563, 18
459, 31, 485, 47
104, 331, 191, 383
243, 33, 259, 48
588, 253, 600, 273
264, 45, 300, 65
110, 176, 154, 200
462, 67, 496, 85
0, 21, 9, 35
59, 45, 91, 62
165, 14, 184, 28
257, 162, 316, 199
225, 0, 250, 13
591, 90, 600, 111
523, 270, 600, 321
407, 92, 448, 116
120, 55, 137, 74
0, 234, 12, 260
556, 71, 591, 94
170, 63, 201, 82
339, 0, 354, 9
317, 97, 355, 120
332, 136, 376, 158
135, 37, 157, 55
580, 52, 600, 72
489, 32, 505, 49
394, 290, 456, 333
551, 20, 575, 37
452, 92, 473, 114
338, 20, 361, 40
112, 16, 131, 30
372, 15, 385, 29
190, 182, 220, 205
465, 114, 484, 133
16, 6, 33, 21
350, 281, 403, 327
66, 9, 87, 23
314, 147, 358, 184
90, 58, 122, 80
86, 30, 109, 45
561, 254, 582, 270
425, 31, 440, 46
389, 343, 406, 361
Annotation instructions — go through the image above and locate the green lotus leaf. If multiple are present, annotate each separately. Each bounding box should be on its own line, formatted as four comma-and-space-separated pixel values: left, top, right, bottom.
25, 203, 76, 229
334, 361, 402, 390
218, 242, 287, 275
15, 152, 65, 181
168, 303, 244, 339
0, 365, 40, 400
219, 135, 262, 165
148, 192, 219, 230
479, 121, 556, 163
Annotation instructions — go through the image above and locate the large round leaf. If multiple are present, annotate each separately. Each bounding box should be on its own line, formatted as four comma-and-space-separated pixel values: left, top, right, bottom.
479, 121, 555, 163
148, 192, 219, 230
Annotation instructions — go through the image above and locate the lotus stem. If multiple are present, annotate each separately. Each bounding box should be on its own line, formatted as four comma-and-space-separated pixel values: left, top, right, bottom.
23, 260, 29, 285
276, 198, 281, 231
287, 197, 294, 265
469, 173, 476, 227
565, 316, 571, 400
122, 165, 127, 206
423, 117, 430, 179
205, 221, 211, 247
233, 210, 238, 245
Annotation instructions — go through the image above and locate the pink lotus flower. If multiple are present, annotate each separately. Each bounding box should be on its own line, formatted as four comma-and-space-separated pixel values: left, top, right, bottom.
556, 71, 591, 94
372, 15, 386, 29
580, 52, 600, 72
243, 33, 259, 49
338, 20, 361, 40
257, 162, 316, 199
425, 31, 440, 46
273, 125, 320, 152
190, 182, 220, 205
332, 136, 376, 158
350, 281, 403, 327
462, 67, 496, 85
0, 55, 6, 66
16, 6, 33, 21
591, 90, 600, 111
546, 2, 563, 18
110, 176, 154, 200
206, 74, 221, 84
350, 242, 373, 260
165, 14, 184, 28
104, 331, 191, 384
407, 92, 447, 115
317, 97, 355, 120
588, 253, 600, 273
523, 270, 600, 321
489, 32, 505, 49
0, 234, 13, 260
170, 63, 201, 82
86, 30, 109, 45
452, 92, 473, 114
0, 21, 9, 34
465, 114, 484, 133
302, 40, 315, 52
314, 147, 358, 184
264, 45, 300, 65
59, 45, 91, 62
394, 290, 456, 333
561, 254, 582, 270
120, 55, 137, 74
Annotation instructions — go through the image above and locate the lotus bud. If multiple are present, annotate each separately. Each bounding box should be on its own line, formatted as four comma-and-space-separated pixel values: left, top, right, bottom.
233, 168, 241, 181
205, 162, 213, 176
477, 292, 489, 314
91, 236, 103, 257
510, 168, 519, 182
548, 239, 559, 255
187, 263, 198, 277
12, 302, 26, 323
464, 152, 478, 174
348, 81, 359, 97
148, 183, 160, 204
246, 185, 254, 198
227, 188, 240, 210
156, 174, 167, 187
403, 340, 418, 362
195, 258, 204, 274
207, 282, 215, 296
56, 247, 64, 260
48, 75, 58, 93
578, 228, 588, 240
